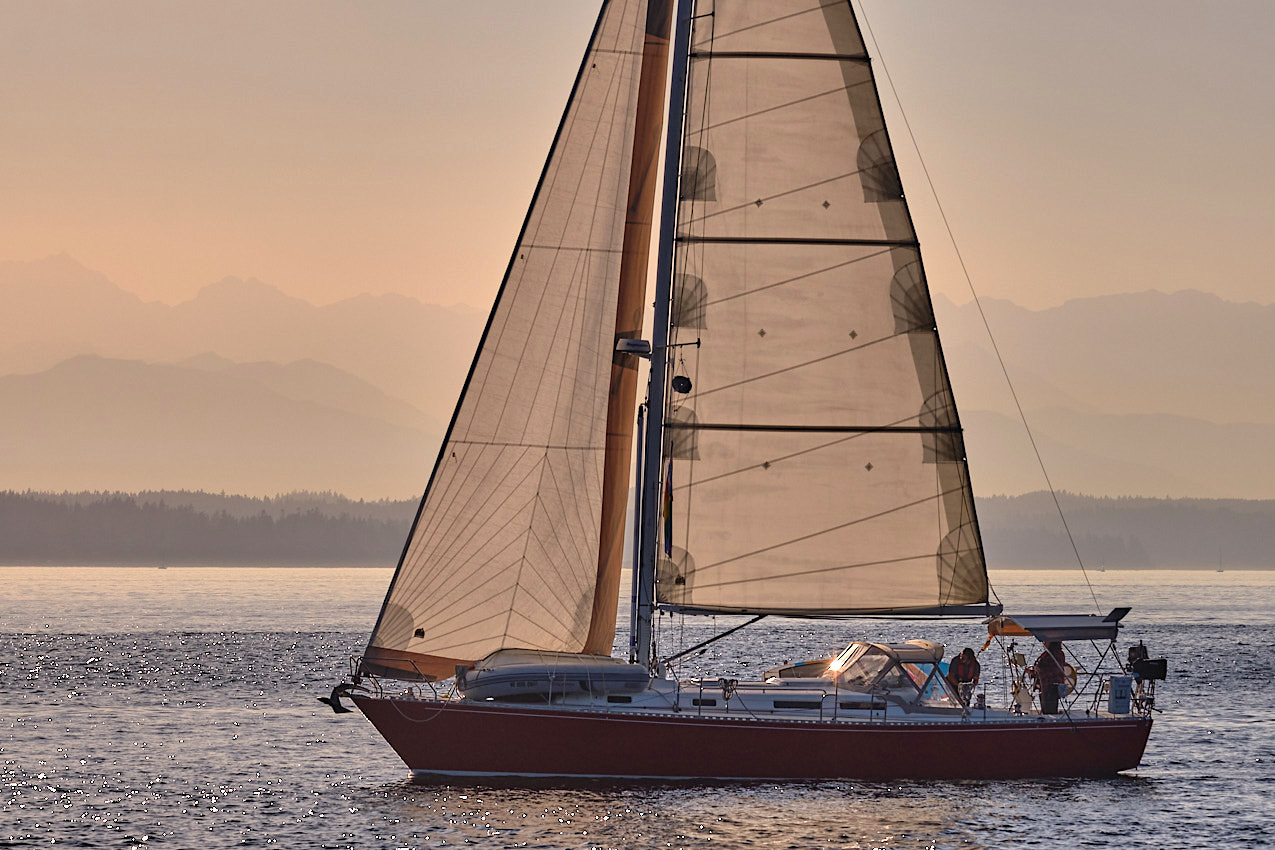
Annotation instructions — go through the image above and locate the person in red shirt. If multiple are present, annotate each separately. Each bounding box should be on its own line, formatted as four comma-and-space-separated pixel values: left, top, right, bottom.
1034, 641, 1067, 715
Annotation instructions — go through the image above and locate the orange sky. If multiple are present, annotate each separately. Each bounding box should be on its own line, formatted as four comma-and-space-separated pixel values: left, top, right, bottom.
3, 0, 1273, 310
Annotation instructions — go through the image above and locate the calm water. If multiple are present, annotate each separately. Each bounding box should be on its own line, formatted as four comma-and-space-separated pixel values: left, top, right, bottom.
2, 567, 1272, 848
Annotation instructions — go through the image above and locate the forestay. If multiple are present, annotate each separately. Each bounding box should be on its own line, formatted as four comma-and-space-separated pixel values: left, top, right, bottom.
363, 0, 651, 681
657, 0, 989, 615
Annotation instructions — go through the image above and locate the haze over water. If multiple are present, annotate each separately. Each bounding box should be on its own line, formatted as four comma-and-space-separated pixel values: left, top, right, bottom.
3, 566, 1271, 848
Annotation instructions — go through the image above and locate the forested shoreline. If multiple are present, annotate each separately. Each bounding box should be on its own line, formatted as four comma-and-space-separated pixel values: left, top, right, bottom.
0, 491, 415, 565
3, 489, 1274, 568
977, 492, 1275, 568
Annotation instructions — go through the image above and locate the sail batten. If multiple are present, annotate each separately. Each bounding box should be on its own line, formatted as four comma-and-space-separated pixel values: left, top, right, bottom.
668, 424, 961, 433
691, 51, 870, 62
678, 237, 919, 246
656, 0, 988, 617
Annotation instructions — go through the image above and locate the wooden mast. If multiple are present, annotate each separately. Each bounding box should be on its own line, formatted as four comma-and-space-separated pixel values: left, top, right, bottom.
583, 0, 677, 656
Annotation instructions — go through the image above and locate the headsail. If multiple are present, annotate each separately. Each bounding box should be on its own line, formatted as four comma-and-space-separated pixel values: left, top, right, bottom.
363, 0, 659, 681
656, 0, 990, 616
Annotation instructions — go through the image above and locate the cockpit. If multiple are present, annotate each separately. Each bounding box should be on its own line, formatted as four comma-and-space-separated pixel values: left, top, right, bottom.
769, 640, 964, 712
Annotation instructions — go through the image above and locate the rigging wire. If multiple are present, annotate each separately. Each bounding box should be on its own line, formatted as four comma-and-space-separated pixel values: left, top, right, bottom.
856, 1, 1099, 614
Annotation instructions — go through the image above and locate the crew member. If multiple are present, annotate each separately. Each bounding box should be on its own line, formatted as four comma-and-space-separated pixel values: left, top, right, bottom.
1034, 641, 1067, 715
946, 647, 981, 704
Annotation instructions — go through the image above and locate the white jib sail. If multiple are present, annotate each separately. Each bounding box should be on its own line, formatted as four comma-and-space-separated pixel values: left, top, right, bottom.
657, 0, 989, 615
365, 0, 650, 680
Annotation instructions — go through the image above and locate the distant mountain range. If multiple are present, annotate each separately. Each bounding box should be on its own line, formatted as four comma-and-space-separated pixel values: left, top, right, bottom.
0, 354, 440, 497
933, 291, 1275, 425
0, 254, 485, 423
962, 409, 1275, 499
930, 291, 1275, 498
2, 254, 1272, 498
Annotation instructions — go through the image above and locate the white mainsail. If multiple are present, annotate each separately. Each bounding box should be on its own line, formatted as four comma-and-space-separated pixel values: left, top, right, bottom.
363, 0, 656, 680
656, 0, 989, 614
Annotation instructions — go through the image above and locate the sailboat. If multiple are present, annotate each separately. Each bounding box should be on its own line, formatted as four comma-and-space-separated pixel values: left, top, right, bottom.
343, 0, 1157, 780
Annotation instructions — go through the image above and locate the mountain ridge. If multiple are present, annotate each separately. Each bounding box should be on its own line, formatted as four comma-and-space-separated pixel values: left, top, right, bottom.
0, 354, 440, 498
4, 254, 1273, 499
0, 255, 485, 426
932, 290, 1275, 425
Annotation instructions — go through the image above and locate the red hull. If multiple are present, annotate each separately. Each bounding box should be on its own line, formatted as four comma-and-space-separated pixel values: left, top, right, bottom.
353, 697, 1152, 781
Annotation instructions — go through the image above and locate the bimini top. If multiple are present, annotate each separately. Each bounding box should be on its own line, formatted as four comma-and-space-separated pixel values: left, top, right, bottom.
986, 608, 1131, 643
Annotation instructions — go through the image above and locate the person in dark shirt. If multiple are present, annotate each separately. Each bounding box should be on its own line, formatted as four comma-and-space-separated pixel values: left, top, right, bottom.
945, 647, 980, 704
1034, 641, 1067, 715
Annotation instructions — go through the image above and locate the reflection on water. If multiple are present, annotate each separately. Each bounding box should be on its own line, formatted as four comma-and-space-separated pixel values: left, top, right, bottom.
2, 567, 1273, 848
363, 780, 990, 849
6, 566, 1274, 634
356, 775, 1186, 849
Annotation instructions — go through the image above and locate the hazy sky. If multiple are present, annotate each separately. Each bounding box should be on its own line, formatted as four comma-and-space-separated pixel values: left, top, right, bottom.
3, 0, 1273, 310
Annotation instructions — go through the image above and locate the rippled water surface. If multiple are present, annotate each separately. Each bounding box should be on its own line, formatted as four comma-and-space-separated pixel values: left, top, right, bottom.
2, 567, 1272, 848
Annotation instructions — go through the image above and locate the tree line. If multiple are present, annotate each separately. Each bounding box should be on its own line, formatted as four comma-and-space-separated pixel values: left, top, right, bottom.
977, 492, 1275, 568
0, 491, 416, 565
3, 489, 1274, 568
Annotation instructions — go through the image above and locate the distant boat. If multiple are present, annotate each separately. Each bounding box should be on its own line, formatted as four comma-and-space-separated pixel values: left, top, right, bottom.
342, 0, 1157, 780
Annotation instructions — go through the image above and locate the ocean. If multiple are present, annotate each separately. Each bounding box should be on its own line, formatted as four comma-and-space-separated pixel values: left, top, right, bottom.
2, 567, 1272, 848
